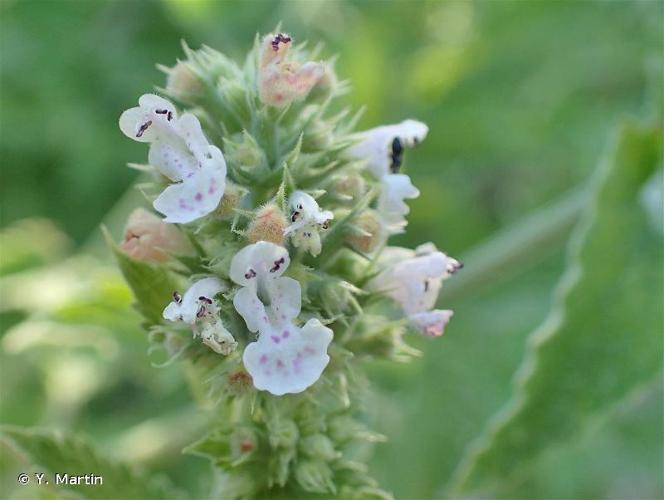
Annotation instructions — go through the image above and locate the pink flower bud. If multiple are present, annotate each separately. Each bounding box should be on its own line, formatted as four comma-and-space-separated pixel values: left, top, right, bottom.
120, 208, 193, 262
258, 33, 324, 107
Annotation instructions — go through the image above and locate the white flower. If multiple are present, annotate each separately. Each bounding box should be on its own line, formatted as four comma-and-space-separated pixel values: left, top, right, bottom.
368, 243, 461, 335
242, 318, 333, 395
162, 277, 237, 354
347, 120, 428, 233
119, 94, 227, 224
229, 241, 333, 395
229, 241, 301, 332
348, 120, 429, 179
284, 191, 334, 257
258, 33, 324, 107
377, 174, 420, 234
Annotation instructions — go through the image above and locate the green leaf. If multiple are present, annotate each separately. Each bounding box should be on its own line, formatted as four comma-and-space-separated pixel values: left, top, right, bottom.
449, 122, 664, 495
1, 426, 182, 499
103, 227, 185, 326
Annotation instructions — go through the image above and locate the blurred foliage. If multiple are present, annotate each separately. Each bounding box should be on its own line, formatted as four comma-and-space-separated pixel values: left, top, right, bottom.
1, 1, 662, 499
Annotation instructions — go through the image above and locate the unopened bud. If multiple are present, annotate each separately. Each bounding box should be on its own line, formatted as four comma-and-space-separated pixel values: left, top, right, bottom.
347, 210, 383, 254
294, 459, 336, 494
258, 33, 324, 107
216, 183, 242, 218
247, 204, 288, 245
333, 173, 366, 201
227, 369, 254, 397
267, 417, 299, 449
230, 426, 259, 460
328, 414, 360, 443
224, 132, 266, 170
166, 61, 204, 98
120, 208, 193, 262
307, 63, 339, 103
299, 434, 339, 462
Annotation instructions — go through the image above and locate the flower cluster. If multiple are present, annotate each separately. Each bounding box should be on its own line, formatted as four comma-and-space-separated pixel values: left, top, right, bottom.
114, 30, 461, 497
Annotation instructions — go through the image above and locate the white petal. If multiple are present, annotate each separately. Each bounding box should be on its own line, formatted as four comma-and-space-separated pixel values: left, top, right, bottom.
378, 174, 419, 232
162, 301, 183, 322
176, 113, 211, 163
233, 286, 271, 333
162, 277, 224, 325
287, 191, 333, 227
269, 276, 302, 323
229, 241, 290, 286
148, 138, 200, 181
138, 94, 177, 116
243, 318, 333, 395
369, 244, 452, 314
347, 119, 429, 178
153, 163, 225, 224
409, 310, 453, 337
119, 94, 178, 143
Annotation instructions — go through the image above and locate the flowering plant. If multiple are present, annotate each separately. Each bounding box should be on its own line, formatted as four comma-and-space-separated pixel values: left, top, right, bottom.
113, 30, 460, 497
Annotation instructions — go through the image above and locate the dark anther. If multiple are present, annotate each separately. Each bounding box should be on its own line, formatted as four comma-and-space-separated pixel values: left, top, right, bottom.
196, 305, 207, 318
291, 211, 300, 222
173, 291, 182, 303
155, 109, 168, 114
297, 204, 303, 210
304, 232, 312, 237
424, 279, 430, 292
389, 137, 404, 173
167, 111, 173, 121
272, 33, 292, 51
244, 269, 257, 279
198, 296, 213, 304
136, 120, 152, 138
270, 257, 286, 273
320, 220, 330, 230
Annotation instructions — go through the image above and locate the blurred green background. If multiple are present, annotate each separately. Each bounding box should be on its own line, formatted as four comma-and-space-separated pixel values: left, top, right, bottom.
1, 1, 662, 499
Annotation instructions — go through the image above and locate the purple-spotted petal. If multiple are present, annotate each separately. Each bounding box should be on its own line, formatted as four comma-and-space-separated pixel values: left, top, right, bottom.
230, 242, 300, 329
153, 160, 225, 224
243, 318, 333, 395
232, 286, 271, 333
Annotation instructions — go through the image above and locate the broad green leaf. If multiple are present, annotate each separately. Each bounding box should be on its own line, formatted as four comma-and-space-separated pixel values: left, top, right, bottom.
103, 227, 185, 326
0, 426, 182, 499
449, 122, 663, 495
